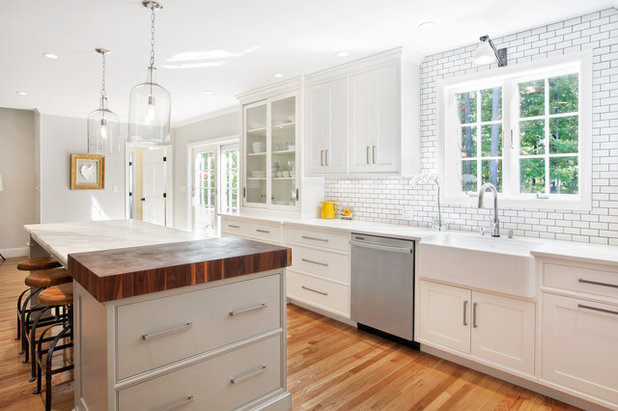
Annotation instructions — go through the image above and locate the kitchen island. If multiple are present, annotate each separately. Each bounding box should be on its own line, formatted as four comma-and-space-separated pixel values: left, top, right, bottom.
24, 220, 292, 411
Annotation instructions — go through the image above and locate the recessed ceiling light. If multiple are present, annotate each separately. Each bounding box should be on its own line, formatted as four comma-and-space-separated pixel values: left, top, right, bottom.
16, 91, 28, 96
273, 73, 284, 78
202, 91, 214, 95
418, 21, 437, 30
336, 51, 349, 57
42, 52, 59, 59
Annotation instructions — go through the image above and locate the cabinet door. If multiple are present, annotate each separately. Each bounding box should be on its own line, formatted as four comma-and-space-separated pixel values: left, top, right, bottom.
471, 291, 535, 374
419, 281, 471, 353
305, 78, 347, 175
243, 101, 268, 206
372, 63, 400, 173
270, 94, 299, 208
542, 293, 618, 405
348, 71, 377, 173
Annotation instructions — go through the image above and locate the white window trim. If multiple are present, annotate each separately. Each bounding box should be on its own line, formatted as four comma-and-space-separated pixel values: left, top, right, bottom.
437, 51, 592, 211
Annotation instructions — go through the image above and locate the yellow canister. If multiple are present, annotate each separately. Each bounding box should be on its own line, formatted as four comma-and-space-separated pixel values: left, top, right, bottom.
320, 201, 338, 219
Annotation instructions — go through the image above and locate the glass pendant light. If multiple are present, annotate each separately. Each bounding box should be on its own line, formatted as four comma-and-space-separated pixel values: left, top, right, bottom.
128, 0, 171, 145
88, 48, 120, 154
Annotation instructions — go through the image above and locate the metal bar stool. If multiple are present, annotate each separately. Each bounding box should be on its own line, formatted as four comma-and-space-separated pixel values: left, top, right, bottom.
15, 257, 62, 341
32, 283, 74, 411
20, 268, 72, 380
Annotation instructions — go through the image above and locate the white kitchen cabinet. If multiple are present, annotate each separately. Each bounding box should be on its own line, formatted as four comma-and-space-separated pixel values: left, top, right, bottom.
542, 293, 618, 405
418, 280, 535, 374
305, 77, 347, 175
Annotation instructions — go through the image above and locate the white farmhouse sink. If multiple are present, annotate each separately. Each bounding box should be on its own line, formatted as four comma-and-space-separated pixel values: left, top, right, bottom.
418, 232, 543, 297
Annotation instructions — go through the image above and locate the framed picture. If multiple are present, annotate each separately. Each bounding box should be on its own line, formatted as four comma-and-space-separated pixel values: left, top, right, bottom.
70, 154, 105, 190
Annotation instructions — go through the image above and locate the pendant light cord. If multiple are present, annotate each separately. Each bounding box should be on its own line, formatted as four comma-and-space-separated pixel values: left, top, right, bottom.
101, 52, 107, 98
149, 5, 156, 69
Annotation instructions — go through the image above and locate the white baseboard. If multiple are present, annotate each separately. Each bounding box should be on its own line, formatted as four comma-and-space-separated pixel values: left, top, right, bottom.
0, 247, 28, 258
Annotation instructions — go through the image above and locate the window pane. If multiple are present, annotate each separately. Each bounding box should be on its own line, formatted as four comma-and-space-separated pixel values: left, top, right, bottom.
461, 126, 477, 158
481, 87, 502, 122
481, 124, 502, 157
550, 156, 578, 194
461, 160, 477, 192
519, 80, 545, 118
456, 91, 477, 124
520, 158, 545, 193
550, 115, 578, 154
520, 119, 545, 155
482, 159, 503, 192
549, 74, 578, 114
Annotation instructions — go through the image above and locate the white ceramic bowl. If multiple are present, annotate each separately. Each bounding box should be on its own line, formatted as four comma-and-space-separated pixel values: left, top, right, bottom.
252, 142, 265, 153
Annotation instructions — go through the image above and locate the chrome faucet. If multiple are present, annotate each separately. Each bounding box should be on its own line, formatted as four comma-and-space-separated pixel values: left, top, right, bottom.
478, 183, 500, 237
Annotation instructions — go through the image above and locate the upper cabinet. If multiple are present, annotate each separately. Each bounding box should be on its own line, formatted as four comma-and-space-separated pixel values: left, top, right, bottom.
305, 48, 422, 177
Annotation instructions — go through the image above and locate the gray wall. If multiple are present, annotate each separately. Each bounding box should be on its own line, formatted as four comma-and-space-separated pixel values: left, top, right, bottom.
39, 114, 126, 223
172, 109, 240, 230
0, 108, 36, 255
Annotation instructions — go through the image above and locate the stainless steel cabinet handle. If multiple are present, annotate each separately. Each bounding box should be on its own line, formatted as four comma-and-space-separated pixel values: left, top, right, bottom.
231, 365, 268, 384
472, 303, 478, 328
372, 145, 376, 164
578, 304, 618, 316
142, 322, 193, 340
229, 303, 267, 316
325, 149, 329, 166
160, 395, 194, 411
366, 146, 370, 164
256, 229, 270, 234
320, 150, 324, 166
301, 285, 328, 296
350, 240, 413, 254
301, 258, 328, 267
463, 300, 468, 326
301, 235, 329, 243
228, 224, 240, 229
578, 278, 618, 289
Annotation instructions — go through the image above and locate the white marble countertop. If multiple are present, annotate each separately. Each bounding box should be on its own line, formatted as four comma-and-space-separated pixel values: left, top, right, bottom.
25, 220, 205, 266
221, 213, 618, 267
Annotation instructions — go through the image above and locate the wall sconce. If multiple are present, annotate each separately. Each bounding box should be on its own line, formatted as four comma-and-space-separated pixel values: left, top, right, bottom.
472, 35, 507, 67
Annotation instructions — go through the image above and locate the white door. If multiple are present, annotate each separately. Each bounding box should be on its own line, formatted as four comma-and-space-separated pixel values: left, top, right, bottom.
542, 293, 618, 404
192, 147, 217, 236
142, 148, 167, 226
471, 291, 535, 374
419, 281, 471, 353
305, 78, 347, 175
348, 71, 376, 173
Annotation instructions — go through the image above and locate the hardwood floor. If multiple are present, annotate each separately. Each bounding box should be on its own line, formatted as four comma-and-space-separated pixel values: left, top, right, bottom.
0, 258, 579, 410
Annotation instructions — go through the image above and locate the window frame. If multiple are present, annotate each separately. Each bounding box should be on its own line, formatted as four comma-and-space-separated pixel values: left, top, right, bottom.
438, 51, 592, 211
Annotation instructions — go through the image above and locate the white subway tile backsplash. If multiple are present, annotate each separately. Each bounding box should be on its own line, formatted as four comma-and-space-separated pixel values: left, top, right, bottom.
324, 8, 618, 245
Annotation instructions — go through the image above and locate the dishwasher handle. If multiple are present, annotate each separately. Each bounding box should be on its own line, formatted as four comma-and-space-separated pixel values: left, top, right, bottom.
350, 240, 413, 254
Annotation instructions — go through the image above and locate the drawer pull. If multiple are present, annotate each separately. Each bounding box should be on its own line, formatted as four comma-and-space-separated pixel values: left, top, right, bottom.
301, 258, 328, 267
229, 303, 267, 316
301, 235, 329, 243
231, 364, 268, 384
228, 224, 241, 229
578, 278, 618, 289
301, 285, 328, 296
578, 304, 618, 316
142, 322, 193, 340
256, 229, 270, 234
472, 302, 478, 328
159, 394, 194, 411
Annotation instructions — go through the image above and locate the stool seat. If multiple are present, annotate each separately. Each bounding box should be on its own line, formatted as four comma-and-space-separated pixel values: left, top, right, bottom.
39, 283, 73, 306
17, 257, 62, 271
25, 268, 72, 288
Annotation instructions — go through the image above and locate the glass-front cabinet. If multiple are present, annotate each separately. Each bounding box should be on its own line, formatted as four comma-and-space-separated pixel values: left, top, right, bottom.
242, 91, 299, 210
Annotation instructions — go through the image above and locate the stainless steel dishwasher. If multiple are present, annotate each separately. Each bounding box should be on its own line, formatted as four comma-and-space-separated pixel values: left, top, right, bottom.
350, 233, 416, 345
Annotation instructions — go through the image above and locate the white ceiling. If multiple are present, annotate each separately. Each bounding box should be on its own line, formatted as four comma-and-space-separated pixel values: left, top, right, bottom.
0, 0, 615, 126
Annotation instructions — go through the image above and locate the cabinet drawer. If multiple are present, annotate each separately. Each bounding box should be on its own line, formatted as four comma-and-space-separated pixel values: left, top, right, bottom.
544, 263, 618, 299
287, 270, 350, 316
291, 245, 350, 284
221, 218, 249, 235
118, 334, 282, 411
285, 226, 350, 252
249, 222, 282, 243
116, 274, 281, 381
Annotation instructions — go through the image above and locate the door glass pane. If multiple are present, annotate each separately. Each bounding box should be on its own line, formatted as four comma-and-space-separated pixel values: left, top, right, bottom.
271, 96, 297, 206
245, 104, 267, 204
194, 150, 216, 236
220, 146, 239, 214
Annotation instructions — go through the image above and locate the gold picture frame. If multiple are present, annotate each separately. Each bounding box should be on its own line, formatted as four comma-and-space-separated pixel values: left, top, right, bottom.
70, 154, 105, 190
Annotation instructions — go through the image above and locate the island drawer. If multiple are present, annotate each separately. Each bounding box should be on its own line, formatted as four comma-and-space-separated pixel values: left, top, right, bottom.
115, 274, 281, 381
286, 270, 350, 316
221, 218, 249, 234
249, 222, 282, 243
543, 263, 618, 299
118, 333, 282, 410
285, 226, 350, 252
290, 245, 350, 284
